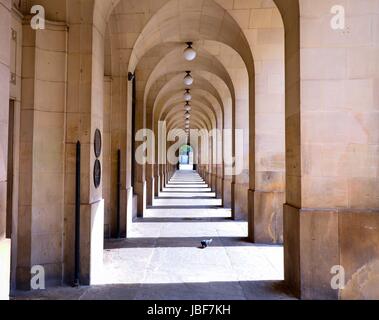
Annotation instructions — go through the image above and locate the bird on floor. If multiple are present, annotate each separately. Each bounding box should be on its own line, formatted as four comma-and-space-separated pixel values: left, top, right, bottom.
201, 239, 213, 249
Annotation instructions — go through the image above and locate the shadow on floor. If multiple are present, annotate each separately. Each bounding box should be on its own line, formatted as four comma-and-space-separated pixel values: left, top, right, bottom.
12, 281, 296, 300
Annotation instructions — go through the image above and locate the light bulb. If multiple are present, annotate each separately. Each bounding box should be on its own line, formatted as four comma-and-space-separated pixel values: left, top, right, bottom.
183, 42, 197, 61
184, 89, 192, 101
184, 71, 193, 86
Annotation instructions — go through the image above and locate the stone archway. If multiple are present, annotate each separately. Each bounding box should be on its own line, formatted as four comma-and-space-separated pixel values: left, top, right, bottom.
0, 0, 378, 301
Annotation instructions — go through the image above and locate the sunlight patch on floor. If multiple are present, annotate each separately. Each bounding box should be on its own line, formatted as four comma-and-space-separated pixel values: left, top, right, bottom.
99, 245, 284, 285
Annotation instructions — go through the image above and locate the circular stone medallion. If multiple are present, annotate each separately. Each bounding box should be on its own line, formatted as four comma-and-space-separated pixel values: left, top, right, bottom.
94, 159, 101, 188
94, 129, 102, 158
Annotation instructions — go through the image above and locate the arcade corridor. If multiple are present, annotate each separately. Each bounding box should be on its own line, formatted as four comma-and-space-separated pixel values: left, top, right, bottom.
1, 0, 379, 301
14, 171, 290, 300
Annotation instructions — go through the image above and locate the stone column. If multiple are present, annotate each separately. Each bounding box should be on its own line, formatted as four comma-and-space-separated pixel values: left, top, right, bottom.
63, 1, 105, 285
251, 34, 285, 243
154, 163, 160, 198
224, 99, 235, 211
0, 0, 11, 300
284, 1, 379, 300
146, 111, 154, 206
134, 72, 146, 218
103, 77, 112, 238
111, 74, 132, 238
215, 125, 224, 199
15, 18, 68, 289
216, 164, 224, 199
208, 135, 212, 189
233, 97, 249, 220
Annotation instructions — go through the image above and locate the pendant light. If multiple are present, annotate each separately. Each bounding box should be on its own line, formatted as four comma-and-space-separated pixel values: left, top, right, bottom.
184, 89, 192, 102
183, 42, 197, 61
184, 71, 193, 86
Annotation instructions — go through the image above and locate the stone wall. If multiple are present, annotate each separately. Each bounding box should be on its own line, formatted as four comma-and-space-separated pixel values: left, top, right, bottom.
0, 0, 13, 300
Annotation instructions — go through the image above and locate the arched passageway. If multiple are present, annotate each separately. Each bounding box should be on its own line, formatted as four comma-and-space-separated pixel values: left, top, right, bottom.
0, 0, 378, 301
178, 145, 194, 170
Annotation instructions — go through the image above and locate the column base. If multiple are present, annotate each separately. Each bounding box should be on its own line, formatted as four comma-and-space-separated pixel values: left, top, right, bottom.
146, 177, 154, 207
135, 181, 146, 218
123, 187, 134, 237
223, 178, 232, 208
211, 173, 217, 193
132, 194, 138, 220
216, 176, 223, 199
154, 176, 159, 197
252, 190, 285, 244
62, 200, 105, 287
284, 204, 379, 300
81, 200, 104, 285
160, 174, 165, 191
232, 181, 249, 221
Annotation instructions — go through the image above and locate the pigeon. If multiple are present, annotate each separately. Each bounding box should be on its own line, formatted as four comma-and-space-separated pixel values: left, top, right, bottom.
201, 239, 213, 249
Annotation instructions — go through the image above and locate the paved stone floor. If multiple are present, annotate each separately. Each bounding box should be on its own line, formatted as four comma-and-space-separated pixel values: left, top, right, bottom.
13, 171, 294, 300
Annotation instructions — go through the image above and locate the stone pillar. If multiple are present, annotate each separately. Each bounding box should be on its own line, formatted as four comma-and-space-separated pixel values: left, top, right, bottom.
146, 158, 155, 206
215, 125, 224, 199
160, 164, 165, 191
146, 111, 154, 206
134, 72, 146, 218
154, 164, 160, 197
63, 1, 105, 285
211, 132, 218, 192
233, 95, 249, 220
0, 0, 11, 299
146, 176, 153, 206
8, 6, 22, 292
216, 165, 224, 199
146, 175, 154, 206
111, 74, 131, 238
234, 171, 249, 220
103, 77, 112, 238
16, 19, 68, 289
284, 1, 379, 300
165, 140, 172, 183
223, 176, 232, 208
102, 74, 130, 239
207, 136, 212, 188
212, 166, 217, 194
252, 39, 285, 243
